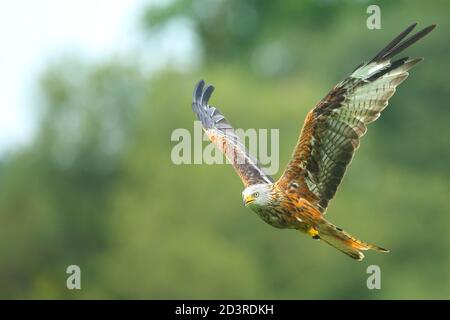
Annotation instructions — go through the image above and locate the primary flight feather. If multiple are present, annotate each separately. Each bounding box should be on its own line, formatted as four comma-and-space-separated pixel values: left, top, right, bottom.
191, 23, 436, 260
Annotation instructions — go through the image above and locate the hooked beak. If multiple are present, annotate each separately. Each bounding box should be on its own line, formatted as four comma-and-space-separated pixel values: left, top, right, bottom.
243, 195, 254, 206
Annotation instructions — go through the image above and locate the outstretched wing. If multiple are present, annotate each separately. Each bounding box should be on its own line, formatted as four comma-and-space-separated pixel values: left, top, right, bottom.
276, 23, 436, 213
192, 80, 274, 187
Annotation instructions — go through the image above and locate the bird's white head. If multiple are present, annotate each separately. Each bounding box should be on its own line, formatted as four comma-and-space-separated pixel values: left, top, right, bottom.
242, 184, 272, 208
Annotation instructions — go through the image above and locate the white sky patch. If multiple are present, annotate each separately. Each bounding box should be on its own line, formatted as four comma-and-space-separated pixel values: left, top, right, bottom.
138, 17, 202, 74
0, 0, 149, 154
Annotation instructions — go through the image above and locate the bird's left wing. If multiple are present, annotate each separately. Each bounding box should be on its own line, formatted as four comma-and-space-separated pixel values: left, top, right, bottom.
276, 23, 436, 213
192, 80, 274, 187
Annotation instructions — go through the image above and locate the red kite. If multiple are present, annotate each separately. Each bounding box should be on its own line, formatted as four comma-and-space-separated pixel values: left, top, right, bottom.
192, 23, 436, 260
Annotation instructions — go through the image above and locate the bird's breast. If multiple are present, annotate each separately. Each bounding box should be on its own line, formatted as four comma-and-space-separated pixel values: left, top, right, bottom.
250, 205, 291, 229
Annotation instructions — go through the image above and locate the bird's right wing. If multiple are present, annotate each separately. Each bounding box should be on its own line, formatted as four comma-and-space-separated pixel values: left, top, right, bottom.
192, 80, 274, 187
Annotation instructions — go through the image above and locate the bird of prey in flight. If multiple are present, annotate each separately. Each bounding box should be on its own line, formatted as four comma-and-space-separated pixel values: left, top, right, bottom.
191, 23, 436, 260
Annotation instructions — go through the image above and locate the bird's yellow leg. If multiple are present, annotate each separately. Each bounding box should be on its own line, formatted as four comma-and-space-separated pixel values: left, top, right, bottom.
307, 226, 320, 239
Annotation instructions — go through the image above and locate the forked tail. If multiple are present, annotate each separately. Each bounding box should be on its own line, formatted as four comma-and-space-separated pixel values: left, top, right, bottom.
315, 221, 389, 261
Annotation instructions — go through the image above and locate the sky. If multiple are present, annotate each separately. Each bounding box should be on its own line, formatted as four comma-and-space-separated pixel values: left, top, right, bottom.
0, 0, 149, 154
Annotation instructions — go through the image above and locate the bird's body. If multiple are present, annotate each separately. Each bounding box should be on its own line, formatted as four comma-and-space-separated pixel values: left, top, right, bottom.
242, 182, 387, 260
243, 183, 315, 229
191, 23, 436, 260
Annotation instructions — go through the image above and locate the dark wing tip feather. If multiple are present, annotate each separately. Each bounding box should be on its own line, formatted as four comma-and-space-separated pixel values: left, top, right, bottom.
371, 23, 436, 63
193, 79, 215, 106
201, 85, 215, 105
370, 22, 417, 63
385, 24, 436, 60
194, 79, 205, 102
191, 80, 218, 130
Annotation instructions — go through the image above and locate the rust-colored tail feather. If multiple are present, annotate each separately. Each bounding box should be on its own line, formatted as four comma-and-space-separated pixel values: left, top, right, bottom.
316, 221, 389, 261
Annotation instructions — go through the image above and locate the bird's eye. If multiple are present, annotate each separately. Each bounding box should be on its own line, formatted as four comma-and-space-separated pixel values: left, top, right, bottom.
253, 192, 259, 198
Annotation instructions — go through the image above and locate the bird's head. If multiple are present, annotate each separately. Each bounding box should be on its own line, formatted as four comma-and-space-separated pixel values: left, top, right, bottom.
242, 184, 272, 208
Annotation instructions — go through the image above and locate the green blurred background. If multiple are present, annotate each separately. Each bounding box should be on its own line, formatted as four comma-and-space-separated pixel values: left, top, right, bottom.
1, 0, 449, 299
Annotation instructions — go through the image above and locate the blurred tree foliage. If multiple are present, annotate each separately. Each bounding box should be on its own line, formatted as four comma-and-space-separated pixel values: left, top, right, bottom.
0, 0, 449, 299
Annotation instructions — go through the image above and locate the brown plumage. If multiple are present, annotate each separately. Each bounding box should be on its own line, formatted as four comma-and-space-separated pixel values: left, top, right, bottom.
191, 23, 436, 260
